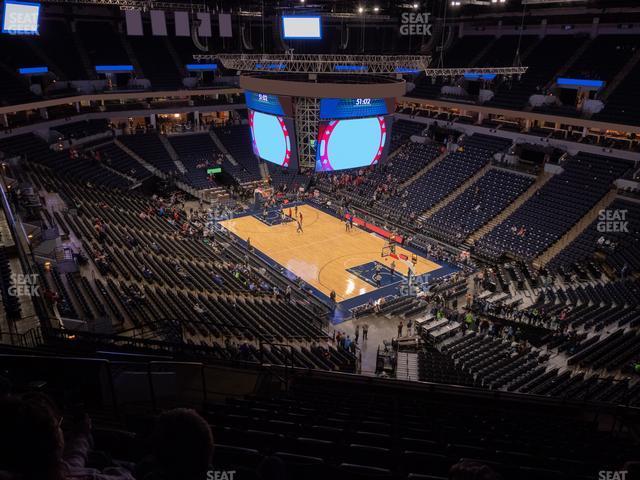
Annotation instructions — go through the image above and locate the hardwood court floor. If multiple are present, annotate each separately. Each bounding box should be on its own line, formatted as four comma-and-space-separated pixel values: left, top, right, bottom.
221, 205, 441, 302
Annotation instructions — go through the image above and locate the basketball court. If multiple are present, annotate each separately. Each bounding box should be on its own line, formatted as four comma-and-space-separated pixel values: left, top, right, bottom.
220, 204, 449, 304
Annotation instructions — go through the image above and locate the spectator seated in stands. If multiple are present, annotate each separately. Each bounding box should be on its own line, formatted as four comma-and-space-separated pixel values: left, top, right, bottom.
0, 395, 134, 480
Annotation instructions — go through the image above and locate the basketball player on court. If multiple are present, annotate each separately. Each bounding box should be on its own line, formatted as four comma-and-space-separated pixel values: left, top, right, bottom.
296, 219, 303, 234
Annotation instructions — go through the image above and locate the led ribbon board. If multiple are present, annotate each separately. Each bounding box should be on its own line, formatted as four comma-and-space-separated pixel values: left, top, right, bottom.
319, 98, 390, 120
95, 65, 134, 73
245, 91, 285, 116
186, 64, 218, 71
556, 78, 605, 89
18, 66, 47, 74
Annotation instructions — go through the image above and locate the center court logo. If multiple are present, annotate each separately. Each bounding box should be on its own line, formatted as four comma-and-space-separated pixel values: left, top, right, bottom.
400, 12, 432, 36
597, 209, 629, 233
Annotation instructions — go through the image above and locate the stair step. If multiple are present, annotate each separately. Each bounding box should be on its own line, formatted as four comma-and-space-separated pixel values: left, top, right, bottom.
466, 171, 551, 245
533, 188, 618, 268
422, 162, 491, 219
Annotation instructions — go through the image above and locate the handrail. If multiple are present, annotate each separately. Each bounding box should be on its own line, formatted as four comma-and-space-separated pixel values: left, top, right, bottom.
0, 352, 637, 417
0, 88, 243, 117
0, 175, 51, 331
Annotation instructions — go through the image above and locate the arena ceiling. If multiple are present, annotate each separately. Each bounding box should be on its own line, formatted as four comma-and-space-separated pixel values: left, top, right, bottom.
42, 0, 639, 16
193, 0, 639, 16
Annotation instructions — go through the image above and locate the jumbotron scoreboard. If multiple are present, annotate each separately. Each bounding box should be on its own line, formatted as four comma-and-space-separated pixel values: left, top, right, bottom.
245, 89, 396, 172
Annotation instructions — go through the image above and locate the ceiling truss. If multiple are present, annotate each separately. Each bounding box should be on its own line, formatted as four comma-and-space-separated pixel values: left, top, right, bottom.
39, 0, 210, 11
194, 54, 432, 75
194, 54, 528, 77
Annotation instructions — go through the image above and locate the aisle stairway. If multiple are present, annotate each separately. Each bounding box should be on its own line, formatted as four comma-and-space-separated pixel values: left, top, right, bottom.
159, 135, 186, 173
601, 46, 640, 102
208, 130, 238, 165
465, 172, 551, 246
71, 23, 96, 80
113, 139, 162, 177
534, 189, 618, 268
400, 148, 449, 190
420, 163, 491, 220
396, 351, 419, 381
546, 37, 592, 89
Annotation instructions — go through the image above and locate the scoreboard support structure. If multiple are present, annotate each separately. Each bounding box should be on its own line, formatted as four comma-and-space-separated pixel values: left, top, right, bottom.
239, 73, 406, 169
295, 97, 320, 170
206, 54, 527, 170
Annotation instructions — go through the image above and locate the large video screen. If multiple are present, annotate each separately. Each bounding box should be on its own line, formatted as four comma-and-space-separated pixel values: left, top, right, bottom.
319, 97, 393, 120
2, 0, 40, 35
282, 16, 321, 39
249, 109, 298, 168
316, 116, 392, 172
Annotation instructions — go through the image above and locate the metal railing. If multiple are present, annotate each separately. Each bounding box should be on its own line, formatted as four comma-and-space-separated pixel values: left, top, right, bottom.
0, 351, 636, 428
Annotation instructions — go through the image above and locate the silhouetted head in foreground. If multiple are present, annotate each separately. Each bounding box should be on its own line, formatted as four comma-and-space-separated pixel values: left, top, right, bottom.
0, 395, 64, 480
152, 408, 214, 480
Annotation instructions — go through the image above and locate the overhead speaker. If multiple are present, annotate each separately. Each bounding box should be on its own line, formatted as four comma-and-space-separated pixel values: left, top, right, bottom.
339, 24, 349, 50
191, 17, 209, 52
241, 22, 253, 50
